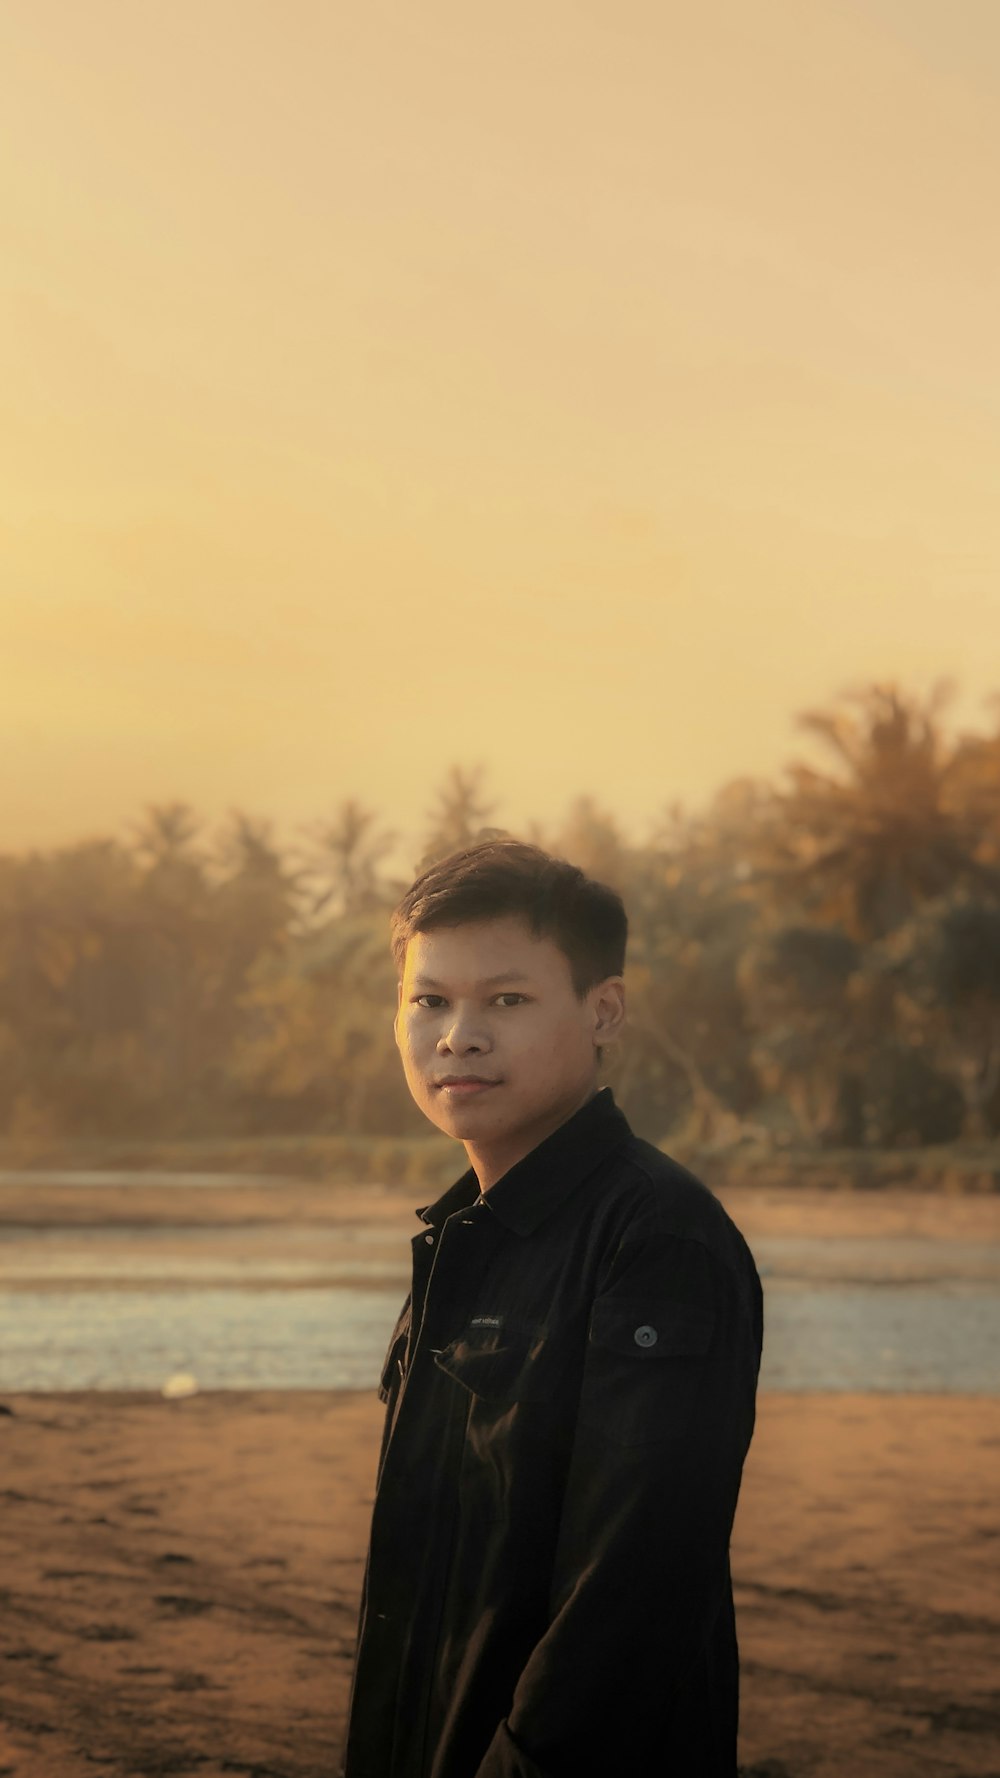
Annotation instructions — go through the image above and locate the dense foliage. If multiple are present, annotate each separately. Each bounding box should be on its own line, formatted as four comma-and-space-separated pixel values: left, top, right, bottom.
3, 682, 999, 1150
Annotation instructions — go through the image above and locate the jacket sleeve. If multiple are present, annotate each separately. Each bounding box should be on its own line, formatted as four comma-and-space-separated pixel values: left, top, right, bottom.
472, 1230, 762, 1778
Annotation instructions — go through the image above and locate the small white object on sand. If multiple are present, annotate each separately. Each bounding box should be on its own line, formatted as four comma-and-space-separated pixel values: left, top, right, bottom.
162, 1372, 199, 1398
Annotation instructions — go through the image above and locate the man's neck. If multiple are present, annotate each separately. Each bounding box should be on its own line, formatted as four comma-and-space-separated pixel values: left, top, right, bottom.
464, 1084, 601, 1194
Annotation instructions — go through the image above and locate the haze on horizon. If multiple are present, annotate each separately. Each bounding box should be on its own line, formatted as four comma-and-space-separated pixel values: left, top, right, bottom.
3, 0, 999, 868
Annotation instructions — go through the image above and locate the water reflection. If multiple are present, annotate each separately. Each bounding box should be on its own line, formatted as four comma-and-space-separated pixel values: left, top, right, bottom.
1, 1243, 998, 1393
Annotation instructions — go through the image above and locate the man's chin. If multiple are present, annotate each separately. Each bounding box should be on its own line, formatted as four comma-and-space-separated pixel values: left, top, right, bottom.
424, 1084, 507, 1135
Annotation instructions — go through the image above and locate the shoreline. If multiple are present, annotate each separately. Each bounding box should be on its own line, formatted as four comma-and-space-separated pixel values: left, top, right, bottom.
2, 1180, 1000, 1236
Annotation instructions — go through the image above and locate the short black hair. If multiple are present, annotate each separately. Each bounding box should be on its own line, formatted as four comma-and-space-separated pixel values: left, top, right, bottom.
390, 836, 627, 999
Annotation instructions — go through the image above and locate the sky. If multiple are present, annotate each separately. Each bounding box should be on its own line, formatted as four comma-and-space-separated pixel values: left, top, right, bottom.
3, 0, 999, 875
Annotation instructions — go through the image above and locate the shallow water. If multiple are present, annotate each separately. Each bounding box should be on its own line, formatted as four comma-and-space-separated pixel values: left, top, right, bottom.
1, 1228, 998, 1392
0, 1284, 398, 1391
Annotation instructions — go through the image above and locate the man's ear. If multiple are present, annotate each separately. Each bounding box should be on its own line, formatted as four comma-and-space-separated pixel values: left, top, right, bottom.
392, 979, 403, 1046
591, 976, 626, 1050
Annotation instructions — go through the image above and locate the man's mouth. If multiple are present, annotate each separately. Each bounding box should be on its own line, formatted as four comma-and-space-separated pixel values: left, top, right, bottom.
434, 1078, 500, 1095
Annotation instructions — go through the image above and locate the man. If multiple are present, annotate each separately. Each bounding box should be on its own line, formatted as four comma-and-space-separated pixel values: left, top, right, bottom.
341, 837, 763, 1778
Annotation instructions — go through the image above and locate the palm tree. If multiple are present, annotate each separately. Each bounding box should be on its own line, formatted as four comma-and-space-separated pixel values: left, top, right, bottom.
207, 810, 307, 1005
736, 923, 864, 1144
745, 679, 1000, 943
883, 892, 1000, 1139
294, 799, 396, 922
550, 794, 630, 890
125, 800, 206, 872
619, 831, 768, 1148
417, 765, 500, 868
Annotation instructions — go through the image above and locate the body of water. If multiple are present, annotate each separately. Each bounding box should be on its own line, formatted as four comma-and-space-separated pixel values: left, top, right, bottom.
2, 1226, 999, 1393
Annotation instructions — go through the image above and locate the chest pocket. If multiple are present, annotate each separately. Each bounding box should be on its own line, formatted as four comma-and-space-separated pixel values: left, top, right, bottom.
578, 1295, 716, 1446
432, 1319, 564, 1404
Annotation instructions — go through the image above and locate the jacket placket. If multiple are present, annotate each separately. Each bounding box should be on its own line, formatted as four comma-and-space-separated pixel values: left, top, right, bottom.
350, 1200, 501, 1777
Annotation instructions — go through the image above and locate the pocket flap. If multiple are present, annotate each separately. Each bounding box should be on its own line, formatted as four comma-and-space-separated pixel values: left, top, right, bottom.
589, 1295, 715, 1359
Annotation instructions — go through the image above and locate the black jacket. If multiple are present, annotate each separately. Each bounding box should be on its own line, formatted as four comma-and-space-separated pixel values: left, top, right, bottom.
341, 1086, 763, 1778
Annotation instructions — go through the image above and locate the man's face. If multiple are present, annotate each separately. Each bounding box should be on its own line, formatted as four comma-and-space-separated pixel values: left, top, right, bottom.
394, 916, 623, 1151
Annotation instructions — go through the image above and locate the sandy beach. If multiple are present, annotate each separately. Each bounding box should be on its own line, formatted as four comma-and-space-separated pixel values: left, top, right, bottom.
0, 1387, 996, 1778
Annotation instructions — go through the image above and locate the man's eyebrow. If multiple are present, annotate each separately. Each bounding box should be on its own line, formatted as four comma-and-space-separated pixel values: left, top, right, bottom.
411, 972, 534, 990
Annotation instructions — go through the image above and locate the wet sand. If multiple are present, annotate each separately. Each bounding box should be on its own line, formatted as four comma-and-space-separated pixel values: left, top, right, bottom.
1, 1388, 997, 1778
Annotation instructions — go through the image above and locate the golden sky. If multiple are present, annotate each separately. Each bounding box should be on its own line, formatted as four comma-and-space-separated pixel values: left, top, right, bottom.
3, 0, 999, 869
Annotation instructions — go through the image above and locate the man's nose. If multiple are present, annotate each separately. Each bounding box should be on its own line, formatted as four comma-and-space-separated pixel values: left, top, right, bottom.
438, 1009, 489, 1051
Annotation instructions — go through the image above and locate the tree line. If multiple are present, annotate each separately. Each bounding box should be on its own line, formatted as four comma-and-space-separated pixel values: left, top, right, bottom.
3, 679, 999, 1151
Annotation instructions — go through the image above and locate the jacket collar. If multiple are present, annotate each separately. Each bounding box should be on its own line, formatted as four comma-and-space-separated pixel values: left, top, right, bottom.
414, 1085, 633, 1238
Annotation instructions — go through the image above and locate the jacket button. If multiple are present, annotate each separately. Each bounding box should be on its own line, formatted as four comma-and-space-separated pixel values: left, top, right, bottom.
634, 1324, 658, 1347
424, 1233, 435, 1244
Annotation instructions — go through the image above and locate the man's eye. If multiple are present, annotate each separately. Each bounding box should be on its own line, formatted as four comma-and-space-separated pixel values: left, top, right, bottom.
411, 993, 526, 1008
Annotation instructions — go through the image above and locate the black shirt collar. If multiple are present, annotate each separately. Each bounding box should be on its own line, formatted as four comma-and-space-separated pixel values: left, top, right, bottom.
414, 1085, 633, 1239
